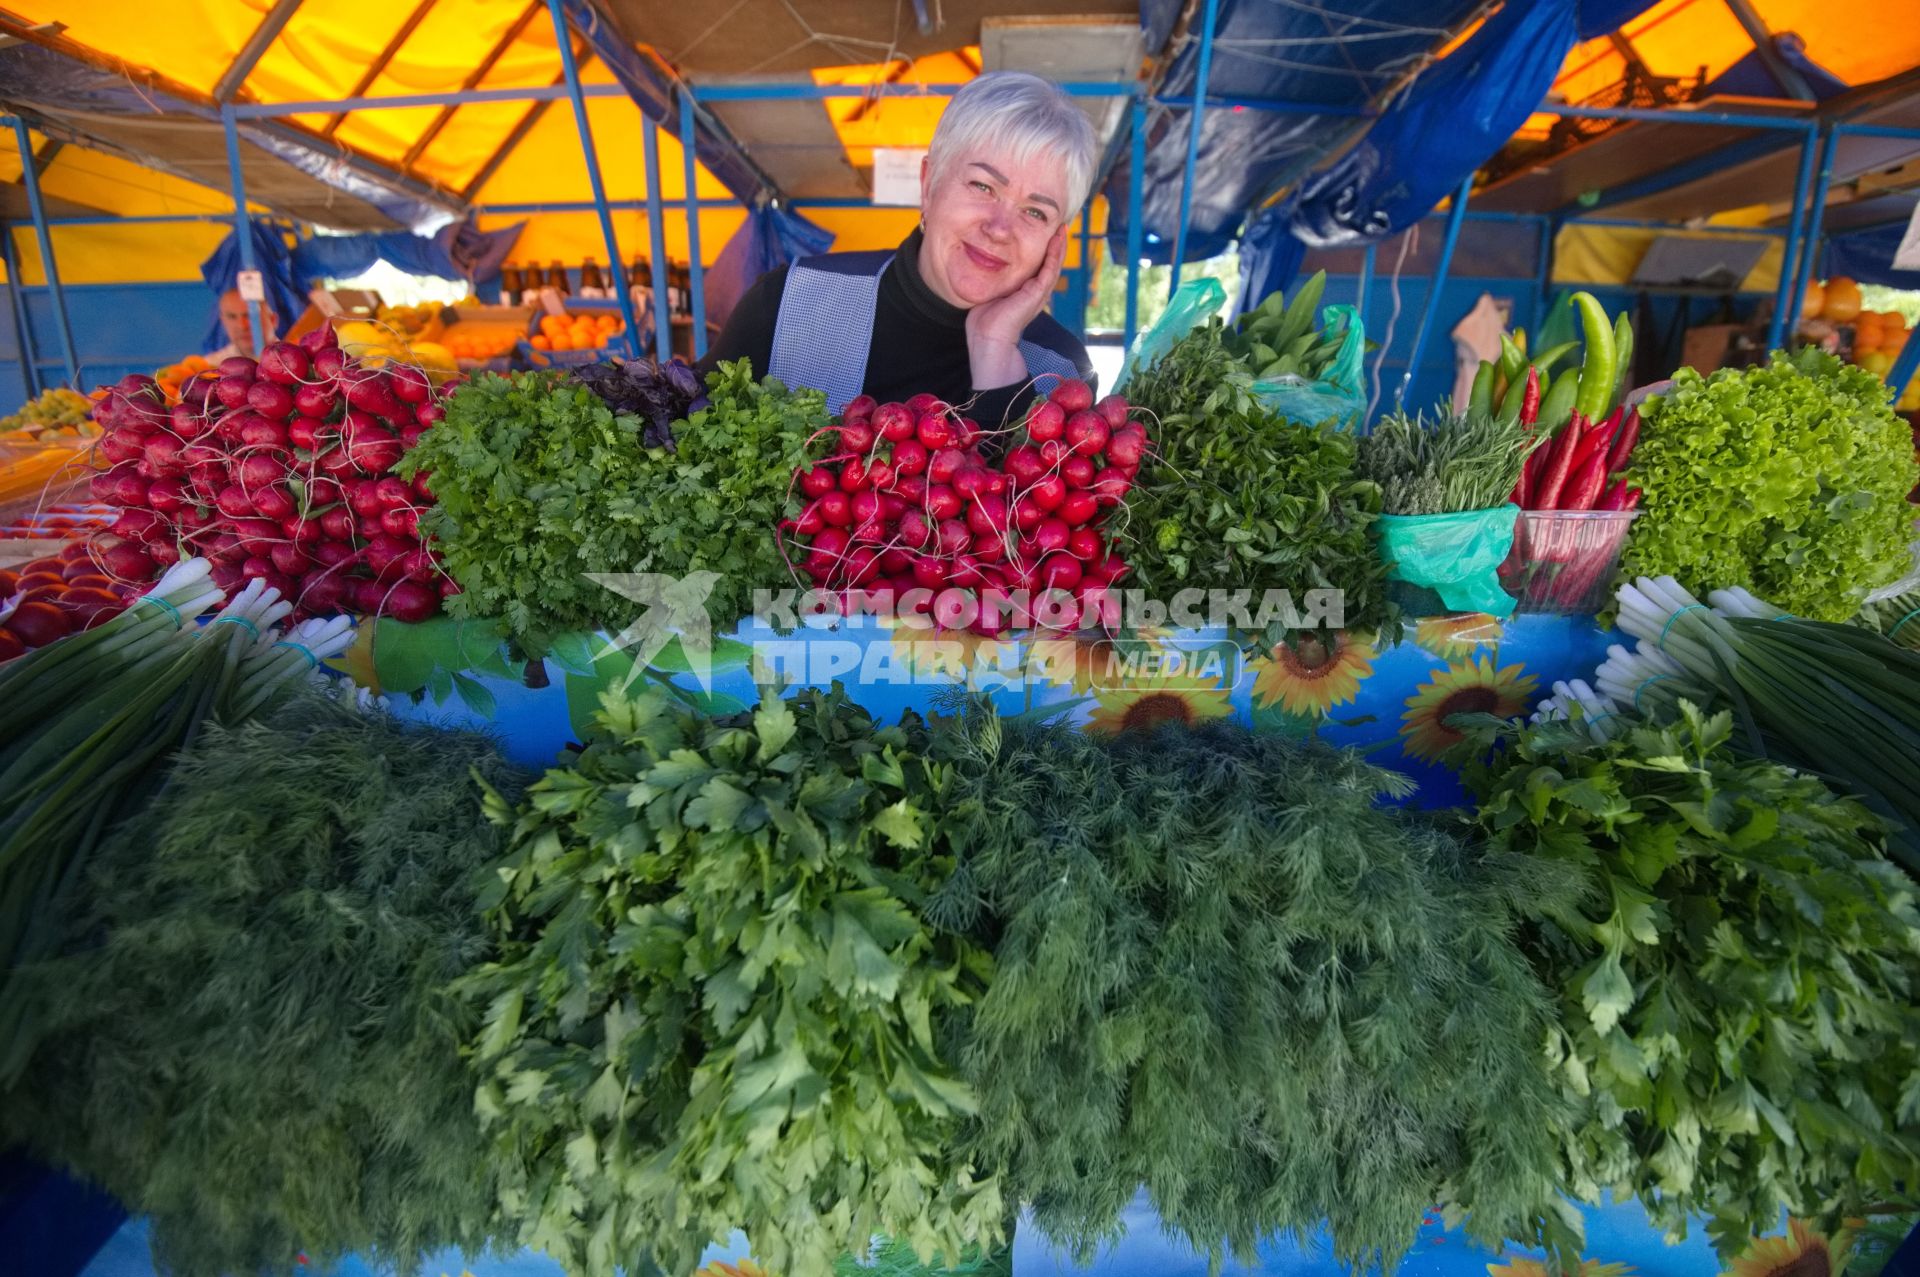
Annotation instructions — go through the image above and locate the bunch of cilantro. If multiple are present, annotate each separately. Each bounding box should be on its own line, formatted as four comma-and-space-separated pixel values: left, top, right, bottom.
1617, 349, 1919, 621
404, 360, 817, 654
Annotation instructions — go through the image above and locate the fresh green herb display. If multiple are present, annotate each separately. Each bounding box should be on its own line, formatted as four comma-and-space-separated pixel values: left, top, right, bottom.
1121, 319, 1388, 635
463, 686, 1003, 1277
929, 710, 1575, 1272
1616, 349, 1919, 621
1356, 410, 1539, 515
1463, 703, 1920, 1255
404, 359, 818, 653
1, 694, 526, 1277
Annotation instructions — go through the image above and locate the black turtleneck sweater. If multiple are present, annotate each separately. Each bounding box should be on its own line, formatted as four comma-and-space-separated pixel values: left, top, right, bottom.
696, 228, 1093, 428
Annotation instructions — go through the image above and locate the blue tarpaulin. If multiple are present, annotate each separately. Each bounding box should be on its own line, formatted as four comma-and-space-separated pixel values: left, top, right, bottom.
1823, 217, 1920, 290
1103, 0, 1490, 271
702, 203, 835, 331
289, 218, 527, 287
197, 221, 307, 353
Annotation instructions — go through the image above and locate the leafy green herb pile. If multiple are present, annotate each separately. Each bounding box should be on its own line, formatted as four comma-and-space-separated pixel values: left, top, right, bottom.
929, 710, 1574, 1271
463, 686, 1003, 1277
1356, 410, 1539, 515
1617, 349, 1919, 620
404, 359, 817, 652
1120, 319, 1388, 635
1464, 703, 1920, 1254
1, 694, 527, 1277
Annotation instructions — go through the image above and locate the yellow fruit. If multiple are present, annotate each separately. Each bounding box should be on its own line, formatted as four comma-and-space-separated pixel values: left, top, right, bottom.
1800, 279, 1825, 320
407, 341, 456, 371
1858, 350, 1893, 377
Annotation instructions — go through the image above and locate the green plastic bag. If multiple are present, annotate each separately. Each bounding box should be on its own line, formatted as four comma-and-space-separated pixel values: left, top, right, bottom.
1376, 505, 1521, 618
1252, 301, 1366, 429
1116, 279, 1369, 430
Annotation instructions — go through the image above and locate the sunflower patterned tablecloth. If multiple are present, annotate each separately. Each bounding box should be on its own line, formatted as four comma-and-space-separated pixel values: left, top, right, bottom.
335, 611, 1615, 807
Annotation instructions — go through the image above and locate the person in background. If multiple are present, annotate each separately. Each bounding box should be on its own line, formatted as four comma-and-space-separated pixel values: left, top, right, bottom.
700, 71, 1096, 427
210, 288, 280, 362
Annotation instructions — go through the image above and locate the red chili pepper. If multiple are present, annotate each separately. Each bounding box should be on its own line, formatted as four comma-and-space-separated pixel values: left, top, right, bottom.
1597, 478, 1629, 510
1562, 448, 1611, 510
1604, 406, 1640, 474
1519, 365, 1542, 428
1532, 412, 1587, 509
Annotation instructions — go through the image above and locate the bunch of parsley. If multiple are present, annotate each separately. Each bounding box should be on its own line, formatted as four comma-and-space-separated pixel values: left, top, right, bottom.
1463, 703, 1920, 1255
404, 360, 817, 655
463, 685, 1005, 1277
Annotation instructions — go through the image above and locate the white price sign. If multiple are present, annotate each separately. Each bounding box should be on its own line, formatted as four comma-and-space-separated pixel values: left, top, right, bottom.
1894, 201, 1920, 272
872, 148, 926, 207
235, 269, 266, 303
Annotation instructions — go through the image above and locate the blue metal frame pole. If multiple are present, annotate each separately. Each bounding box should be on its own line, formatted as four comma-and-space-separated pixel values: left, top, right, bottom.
11, 117, 81, 387
640, 120, 673, 362
1786, 123, 1837, 334
679, 92, 707, 359
1398, 173, 1473, 408
0, 221, 41, 399
1123, 95, 1146, 349
1167, 0, 1219, 296
546, 0, 643, 359
1768, 130, 1819, 352
1357, 243, 1375, 335
1887, 329, 1920, 404
218, 105, 267, 360
1076, 200, 1094, 340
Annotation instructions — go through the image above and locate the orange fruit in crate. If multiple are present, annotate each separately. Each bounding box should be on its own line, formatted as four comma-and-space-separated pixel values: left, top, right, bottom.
530, 335, 551, 351
1824, 277, 1862, 322
1855, 313, 1885, 353
1800, 279, 1825, 320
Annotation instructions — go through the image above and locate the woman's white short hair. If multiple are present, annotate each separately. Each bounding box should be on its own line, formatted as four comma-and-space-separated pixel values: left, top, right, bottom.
928, 71, 1098, 216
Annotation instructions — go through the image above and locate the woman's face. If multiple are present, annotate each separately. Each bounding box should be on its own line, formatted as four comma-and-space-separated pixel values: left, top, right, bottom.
918, 146, 1069, 308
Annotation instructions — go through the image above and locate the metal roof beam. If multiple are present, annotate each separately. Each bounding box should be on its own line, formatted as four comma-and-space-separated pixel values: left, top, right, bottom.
323, 0, 437, 137
401, 1, 542, 172
213, 0, 304, 104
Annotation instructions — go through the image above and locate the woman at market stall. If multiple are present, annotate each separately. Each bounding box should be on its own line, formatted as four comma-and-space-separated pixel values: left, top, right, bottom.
700, 71, 1097, 427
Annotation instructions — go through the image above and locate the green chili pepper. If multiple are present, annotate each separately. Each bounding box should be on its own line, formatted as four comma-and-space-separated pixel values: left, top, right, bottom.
1572, 292, 1617, 421
1528, 340, 1579, 377
1540, 365, 1581, 431
1469, 361, 1495, 417
1499, 333, 1527, 388
1610, 311, 1634, 409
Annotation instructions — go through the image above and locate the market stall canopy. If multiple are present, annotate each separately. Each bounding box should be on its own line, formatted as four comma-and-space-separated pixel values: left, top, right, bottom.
1476, 0, 1920, 223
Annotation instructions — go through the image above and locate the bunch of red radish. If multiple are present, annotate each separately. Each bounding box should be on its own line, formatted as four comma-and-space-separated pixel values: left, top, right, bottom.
84, 324, 454, 624
780, 377, 1151, 634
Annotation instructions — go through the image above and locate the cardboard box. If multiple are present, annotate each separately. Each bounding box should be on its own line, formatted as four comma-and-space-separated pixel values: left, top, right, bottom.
1679, 323, 1745, 375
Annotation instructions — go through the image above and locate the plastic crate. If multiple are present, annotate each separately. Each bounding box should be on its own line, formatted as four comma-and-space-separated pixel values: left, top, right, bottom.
1499, 509, 1642, 614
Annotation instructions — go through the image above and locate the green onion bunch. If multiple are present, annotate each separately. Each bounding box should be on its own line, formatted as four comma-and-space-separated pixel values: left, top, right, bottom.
1574, 574, 1920, 874
1856, 588, 1920, 652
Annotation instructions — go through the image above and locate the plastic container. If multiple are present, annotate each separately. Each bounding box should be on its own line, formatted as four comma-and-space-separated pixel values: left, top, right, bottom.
1499, 509, 1643, 614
